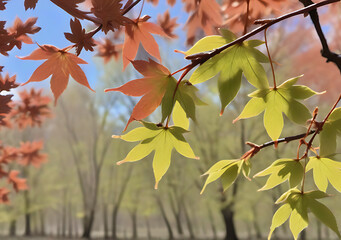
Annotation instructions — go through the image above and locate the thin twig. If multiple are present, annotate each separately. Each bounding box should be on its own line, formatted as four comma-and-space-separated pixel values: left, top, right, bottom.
122, 0, 142, 15
185, 0, 339, 65
299, 0, 341, 73
264, 28, 277, 89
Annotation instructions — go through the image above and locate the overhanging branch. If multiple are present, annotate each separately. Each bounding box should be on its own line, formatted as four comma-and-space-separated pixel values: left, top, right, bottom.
299, 0, 341, 73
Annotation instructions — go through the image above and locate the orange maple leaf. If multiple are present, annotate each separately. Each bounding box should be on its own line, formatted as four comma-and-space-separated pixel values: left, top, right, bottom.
24, 0, 38, 10
1, 0, 8, 10
0, 146, 18, 164
19, 141, 47, 168
50, 0, 89, 20
0, 72, 18, 92
91, 0, 128, 33
96, 38, 122, 63
105, 59, 174, 130
64, 18, 96, 55
10, 88, 52, 129
8, 171, 28, 192
157, 10, 179, 39
7, 17, 41, 49
122, 15, 167, 69
184, 0, 222, 45
18, 44, 95, 104
0, 188, 10, 204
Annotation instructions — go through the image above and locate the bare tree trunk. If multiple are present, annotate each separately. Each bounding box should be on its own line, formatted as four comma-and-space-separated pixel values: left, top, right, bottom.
40, 210, 46, 236
75, 215, 79, 238
317, 220, 322, 240
145, 217, 152, 240
62, 191, 67, 237
82, 208, 96, 239
9, 220, 16, 236
57, 214, 61, 237
183, 202, 195, 239
112, 167, 133, 240
131, 210, 138, 239
156, 196, 174, 240
112, 206, 119, 240
221, 204, 238, 240
251, 206, 262, 239
24, 191, 31, 236
169, 192, 183, 236
103, 203, 109, 239
207, 204, 217, 240
68, 203, 73, 238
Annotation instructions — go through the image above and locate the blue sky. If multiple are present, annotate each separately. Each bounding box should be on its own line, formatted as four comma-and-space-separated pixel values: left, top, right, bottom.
1, 0, 189, 88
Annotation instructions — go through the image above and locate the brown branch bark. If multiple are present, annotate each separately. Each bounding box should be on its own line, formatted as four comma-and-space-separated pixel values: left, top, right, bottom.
299, 0, 341, 74
185, 0, 339, 66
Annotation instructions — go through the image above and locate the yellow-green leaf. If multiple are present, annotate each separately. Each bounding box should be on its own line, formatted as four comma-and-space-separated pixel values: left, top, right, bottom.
255, 159, 303, 191
172, 101, 189, 130
116, 123, 197, 188
268, 203, 291, 240
237, 76, 316, 140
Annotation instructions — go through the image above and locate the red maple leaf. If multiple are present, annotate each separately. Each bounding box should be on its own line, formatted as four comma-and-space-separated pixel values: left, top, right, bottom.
105, 59, 174, 130
222, 0, 287, 32
10, 88, 52, 129
0, 146, 18, 164
24, 0, 39, 10
18, 44, 95, 104
0, 0, 8, 10
157, 10, 179, 39
7, 17, 41, 49
0, 188, 10, 203
0, 21, 15, 56
50, 0, 90, 20
64, 18, 96, 55
96, 38, 122, 63
19, 141, 47, 168
8, 171, 28, 192
90, 0, 128, 33
0, 95, 13, 123
0, 72, 19, 92
146, 0, 158, 5
122, 15, 167, 69
184, 0, 222, 45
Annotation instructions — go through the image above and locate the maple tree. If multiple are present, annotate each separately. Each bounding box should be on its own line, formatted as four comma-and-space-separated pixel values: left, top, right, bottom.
1, 0, 341, 239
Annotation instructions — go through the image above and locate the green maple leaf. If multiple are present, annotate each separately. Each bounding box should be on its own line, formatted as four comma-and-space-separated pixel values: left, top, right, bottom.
181, 29, 269, 114
254, 159, 304, 191
306, 156, 341, 192
268, 189, 340, 240
201, 158, 251, 194
161, 80, 206, 125
114, 121, 198, 188
236, 76, 319, 140
319, 107, 341, 156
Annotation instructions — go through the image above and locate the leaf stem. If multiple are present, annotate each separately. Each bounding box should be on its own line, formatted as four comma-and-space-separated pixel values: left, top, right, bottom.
122, 0, 142, 15
301, 156, 308, 193
264, 28, 276, 89
303, 94, 341, 157
296, 107, 318, 159
137, 0, 145, 19
165, 64, 196, 128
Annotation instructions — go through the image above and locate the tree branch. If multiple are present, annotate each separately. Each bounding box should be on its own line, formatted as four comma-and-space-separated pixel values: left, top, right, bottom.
241, 130, 316, 160
185, 0, 339, 66
258, 130, 315, 149
299, 0, 341, 73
